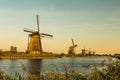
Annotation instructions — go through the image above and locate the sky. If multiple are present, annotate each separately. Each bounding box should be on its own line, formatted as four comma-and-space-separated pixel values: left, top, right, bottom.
0, 0, 120, 54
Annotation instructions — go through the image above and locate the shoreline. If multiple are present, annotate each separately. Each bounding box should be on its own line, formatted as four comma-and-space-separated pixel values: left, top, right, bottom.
0, 52, 117, 59
0, 56, 57, 59
0, 53, 60, 59
0, 55, 115, 59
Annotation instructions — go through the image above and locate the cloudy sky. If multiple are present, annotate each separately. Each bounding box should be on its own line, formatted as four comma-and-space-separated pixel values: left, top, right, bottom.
0, 0, 120, 54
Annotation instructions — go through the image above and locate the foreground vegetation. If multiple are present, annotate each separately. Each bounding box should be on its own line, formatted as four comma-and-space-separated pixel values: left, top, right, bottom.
0, 57, 120, 80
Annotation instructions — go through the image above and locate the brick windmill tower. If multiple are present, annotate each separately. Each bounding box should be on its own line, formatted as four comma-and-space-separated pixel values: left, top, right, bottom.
24, 15, 53, 54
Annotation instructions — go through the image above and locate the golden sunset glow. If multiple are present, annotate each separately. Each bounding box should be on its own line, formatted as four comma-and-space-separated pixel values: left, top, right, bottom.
0, 0, 120, 54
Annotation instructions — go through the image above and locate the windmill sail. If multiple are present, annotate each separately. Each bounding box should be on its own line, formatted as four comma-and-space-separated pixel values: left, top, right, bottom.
24, 28, 37, 33
36, 14, 40, 33
72, 38, 74, 46
41, 33, 53, 37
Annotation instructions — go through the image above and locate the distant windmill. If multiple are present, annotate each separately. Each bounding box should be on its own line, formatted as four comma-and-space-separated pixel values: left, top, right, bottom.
68, 38, 77, 54
24, 15, 53, 54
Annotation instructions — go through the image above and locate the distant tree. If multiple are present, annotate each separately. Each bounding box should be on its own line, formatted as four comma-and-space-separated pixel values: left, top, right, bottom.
0, 49, 3, 55
0, 49, 2, 53
60, 53, 66, 56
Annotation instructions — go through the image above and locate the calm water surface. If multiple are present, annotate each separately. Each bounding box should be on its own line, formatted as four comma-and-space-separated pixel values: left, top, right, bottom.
0, 56, 116, 75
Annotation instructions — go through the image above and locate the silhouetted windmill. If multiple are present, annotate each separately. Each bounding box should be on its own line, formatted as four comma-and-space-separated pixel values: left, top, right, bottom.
81, 45, 88, 55
68, 38, 77, 55
24, 15, 53, 54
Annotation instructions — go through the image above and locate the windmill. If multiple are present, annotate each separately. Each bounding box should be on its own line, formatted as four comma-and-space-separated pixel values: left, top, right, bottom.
81, 45, 88, 55
68, 38, 77, 55
24, 14, 53, 54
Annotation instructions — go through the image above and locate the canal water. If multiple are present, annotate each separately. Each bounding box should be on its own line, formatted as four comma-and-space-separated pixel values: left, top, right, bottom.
0, 56, 117, 76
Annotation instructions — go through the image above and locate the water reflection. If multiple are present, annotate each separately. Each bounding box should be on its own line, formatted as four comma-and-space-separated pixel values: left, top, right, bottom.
0, 59, 21, 75
8, 59, 18, 75
0, 56, 113, 76
26, 59, 42, 77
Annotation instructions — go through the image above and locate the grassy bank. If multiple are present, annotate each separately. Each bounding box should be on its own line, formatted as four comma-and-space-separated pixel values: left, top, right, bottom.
0, 52, 60, 59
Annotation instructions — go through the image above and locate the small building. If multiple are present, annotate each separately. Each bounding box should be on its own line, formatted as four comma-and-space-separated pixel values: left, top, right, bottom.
10, 46, 17, 53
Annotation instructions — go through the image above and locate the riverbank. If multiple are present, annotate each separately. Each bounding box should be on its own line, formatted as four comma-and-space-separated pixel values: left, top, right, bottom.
0, 56, 57, 59
0, 52, 60, 59
0, 51, 118, 59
